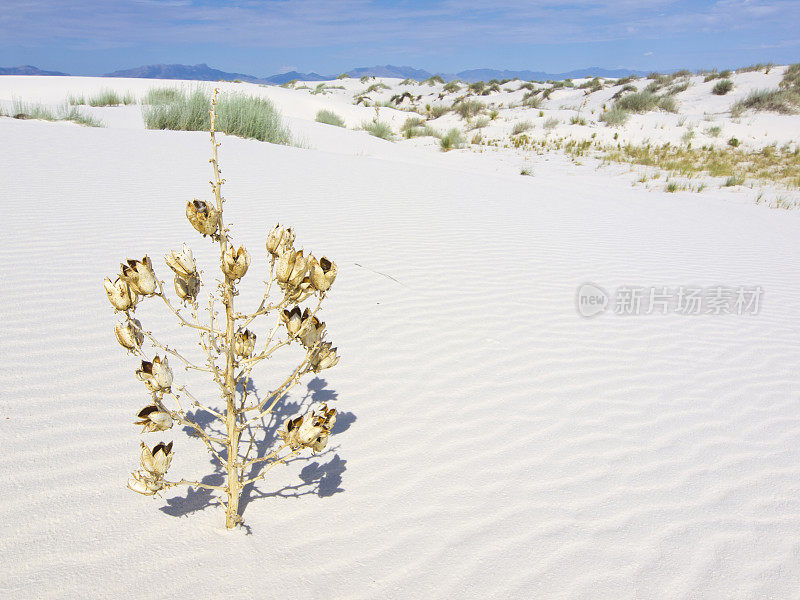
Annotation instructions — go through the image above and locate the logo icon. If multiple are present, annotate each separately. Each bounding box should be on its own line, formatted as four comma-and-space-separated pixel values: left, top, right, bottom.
576, 282, 609, 318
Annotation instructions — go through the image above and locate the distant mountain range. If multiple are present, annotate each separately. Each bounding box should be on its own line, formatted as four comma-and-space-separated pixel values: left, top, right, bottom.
0, 62, 651, 83
0, 65, 69, 76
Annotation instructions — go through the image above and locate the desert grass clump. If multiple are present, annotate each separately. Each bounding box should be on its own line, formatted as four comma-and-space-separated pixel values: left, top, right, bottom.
364, 82, 390, 94
615, 90, 659, 113
144, 87, 183, 105
143, 88, 292, 144
440, 128, 466, 151
423, 75, 445, 86
442, 81, 461, 93
9, 99, 104, 127
427, 104, 450, 119
543, 117, 559, 130
453, 99, 485, 120
600, 107, 629, 127
107, 89, 342, 530
468, 116, 490, 131
511, 120, 533, 135
88, 88, 136, 106
522, 91, 542, 108
731, 88, 800, 116
361, 119, 394, 140
712, 79, 734, 95
315, 109, 345, 127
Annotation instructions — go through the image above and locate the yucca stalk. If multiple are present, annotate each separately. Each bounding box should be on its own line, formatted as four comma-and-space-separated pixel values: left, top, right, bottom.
107, 89, 341, 529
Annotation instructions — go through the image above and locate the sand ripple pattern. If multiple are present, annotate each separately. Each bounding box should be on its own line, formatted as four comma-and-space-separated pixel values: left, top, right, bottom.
1, 119, 800, 599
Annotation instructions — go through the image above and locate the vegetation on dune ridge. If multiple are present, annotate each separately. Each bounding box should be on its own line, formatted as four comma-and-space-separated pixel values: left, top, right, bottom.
6, 98, 103, 127
315, 109, 345, 127
440, 128, 466, 151
142, 88, 292, 145
360, 119, 394, 140
594, 142, 800, 190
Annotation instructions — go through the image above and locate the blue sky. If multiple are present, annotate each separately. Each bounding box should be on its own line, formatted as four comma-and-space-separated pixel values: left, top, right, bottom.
1, 0, 799, 75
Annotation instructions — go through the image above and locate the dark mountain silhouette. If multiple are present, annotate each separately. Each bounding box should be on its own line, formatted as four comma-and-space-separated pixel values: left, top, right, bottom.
345, 65, 432, 80
0, 65, 69, 76
103, 63, 262, 82
264, 70, 328, 84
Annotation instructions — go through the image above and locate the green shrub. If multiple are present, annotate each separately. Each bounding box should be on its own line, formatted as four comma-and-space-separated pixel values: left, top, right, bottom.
423, 75, 444, 85
440, 128, 465, 151
401, 116, 426, 131
144, 87, 183, 105
400, 78, 416, 85
337, 73, 350, 79
658, 95, 678, 113
143, 89, 292, 144
712, 80, 733, 95
315, 109, 345, 127
779, 63, 800, 91
600, 107, 629, 127
468, 81, 485, 94
442, 81, 461, 93
10, 99, 103, 127
468, 116, 490, 130
728, 137, 740, 147
731, 88, 800, 116
616, 90, 659, 112
570, 115, 587, 125
364, 83, 390, 94
511, 121, 532, 135
87, 89, 136, 106
453, 99, 485, 119
361, 119, 394, 140
428, 104, 450, 119
705, 125, 722, 137
522, 91, 542, 108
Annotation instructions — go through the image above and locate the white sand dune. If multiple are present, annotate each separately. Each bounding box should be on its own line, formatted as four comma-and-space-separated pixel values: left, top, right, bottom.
1, 76, 800, 599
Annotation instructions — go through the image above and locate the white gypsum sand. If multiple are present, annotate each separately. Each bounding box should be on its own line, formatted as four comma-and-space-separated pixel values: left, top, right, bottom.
1, 74, 799, 599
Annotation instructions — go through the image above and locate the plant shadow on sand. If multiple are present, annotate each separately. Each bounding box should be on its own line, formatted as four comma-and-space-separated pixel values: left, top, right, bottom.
159, 377, 355, 523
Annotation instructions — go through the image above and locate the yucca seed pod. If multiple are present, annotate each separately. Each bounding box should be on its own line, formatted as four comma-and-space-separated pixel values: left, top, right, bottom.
221, 245, 251, 280
134, 405, 173, 433
114, 319, 144, 351
299, 316, 325, 348
174, 272, 200, 302
186, 199, 219, 237
165, 243, 197, 277
266, 223, 295, 257
140, 441, 174, 476
278, 416, 304, 450
104, 276, 138, 312
276, 248, 307, 289
309, 256, 337, 292
309, 341, 340, 372
120, 256, 157, 296
233, 329, 257, 358
136, 355, 173, 392
127, 469, 165, 495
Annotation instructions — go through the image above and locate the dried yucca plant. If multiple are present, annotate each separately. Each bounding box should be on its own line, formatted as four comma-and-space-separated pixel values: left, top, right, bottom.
105, 89, 340, 529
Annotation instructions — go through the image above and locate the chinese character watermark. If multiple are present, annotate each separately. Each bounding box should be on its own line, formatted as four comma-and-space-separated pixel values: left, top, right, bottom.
576, 284, 762, 318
